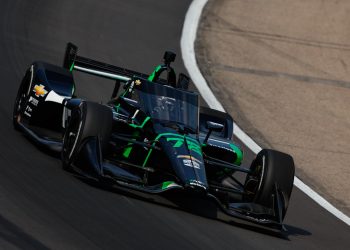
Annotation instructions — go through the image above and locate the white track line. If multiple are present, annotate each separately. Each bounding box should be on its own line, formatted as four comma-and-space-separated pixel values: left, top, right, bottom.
181, 0, 350, 226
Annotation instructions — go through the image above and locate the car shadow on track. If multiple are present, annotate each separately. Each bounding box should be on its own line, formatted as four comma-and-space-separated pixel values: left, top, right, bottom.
225, 220, 311, 240
23, 137, 311, 241
11, 134, 312, 241
74, 175, 312, 240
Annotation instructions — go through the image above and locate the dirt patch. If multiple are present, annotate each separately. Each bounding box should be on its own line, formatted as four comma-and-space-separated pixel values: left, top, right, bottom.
196, 0, 350, 215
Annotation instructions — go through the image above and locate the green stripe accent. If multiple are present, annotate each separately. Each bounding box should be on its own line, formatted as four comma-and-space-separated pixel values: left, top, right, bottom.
166, 137, 202, 156
122, 143, 133, 158
142, 133, 163, 168
229, 143, 243, 165
128, 116, 151, 129
114, 103, 121, 113
69, 62, 75, 72
122, 131, 140, 158
148, 65, 162, 82
142, 149, 153, 168
161, 181, 174, 190
121, 89, 128, 97
69, 62, 75, 95
142, 133, 202, 168
151, 132, 199, 144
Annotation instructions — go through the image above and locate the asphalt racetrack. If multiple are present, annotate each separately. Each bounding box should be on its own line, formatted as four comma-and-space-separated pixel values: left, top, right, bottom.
0, 0, 349, 249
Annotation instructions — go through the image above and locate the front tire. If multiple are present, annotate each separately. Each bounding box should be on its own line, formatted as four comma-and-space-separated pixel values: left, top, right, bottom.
61, 101, 112, 170
244, 149, 295, 219
13, 66, 33, 130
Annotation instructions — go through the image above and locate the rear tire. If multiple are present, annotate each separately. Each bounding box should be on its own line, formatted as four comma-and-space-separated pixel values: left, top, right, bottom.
244, 149, 295, 219
61, 101, 112, 170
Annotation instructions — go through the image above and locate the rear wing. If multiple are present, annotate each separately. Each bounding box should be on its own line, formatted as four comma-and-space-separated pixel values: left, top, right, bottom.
63, 42, 169, 84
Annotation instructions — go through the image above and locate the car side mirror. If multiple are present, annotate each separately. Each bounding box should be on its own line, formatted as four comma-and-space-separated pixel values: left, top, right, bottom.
163, 51, 176, 65
206, 121, 224, 132
204, 121, 224, 144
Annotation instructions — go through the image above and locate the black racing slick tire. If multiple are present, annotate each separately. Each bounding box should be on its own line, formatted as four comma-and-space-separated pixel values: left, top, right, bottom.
244, 149, 295, 219
13, 66, 33, 130
61, 101, 112, 170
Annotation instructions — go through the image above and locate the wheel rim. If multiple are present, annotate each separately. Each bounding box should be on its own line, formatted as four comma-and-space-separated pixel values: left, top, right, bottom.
245, 155, 265, 201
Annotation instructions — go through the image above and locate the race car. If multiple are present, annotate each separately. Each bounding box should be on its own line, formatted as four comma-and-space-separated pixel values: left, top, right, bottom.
13, 43, 295, 231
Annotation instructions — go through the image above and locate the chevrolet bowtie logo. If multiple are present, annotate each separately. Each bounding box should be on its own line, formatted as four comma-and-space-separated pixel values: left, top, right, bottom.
33, 84, 48, 97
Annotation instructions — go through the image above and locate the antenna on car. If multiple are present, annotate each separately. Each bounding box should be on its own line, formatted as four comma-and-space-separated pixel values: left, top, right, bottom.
148, 51, 177, 87
163, 51, 176, 66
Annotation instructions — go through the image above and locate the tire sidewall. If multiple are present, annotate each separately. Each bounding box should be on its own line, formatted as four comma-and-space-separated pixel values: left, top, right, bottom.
246, 149, 295, 218
13, 66, 33, 128
61, 101, 112, 169
62, 102, 86, 169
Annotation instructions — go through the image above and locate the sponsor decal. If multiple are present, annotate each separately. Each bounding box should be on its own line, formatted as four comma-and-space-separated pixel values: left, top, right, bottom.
24, 105, 33, 118
182, 159, 200, 169
177, 155, 202, 164
28, 96, 39, 106
24, 111, 32, 117
189, 180, 206, 189
33, 84, 48, 97
135, 79, 142, 85
25, 106, 32, 113
178, 155, 201, 169
183, 159, 192, 167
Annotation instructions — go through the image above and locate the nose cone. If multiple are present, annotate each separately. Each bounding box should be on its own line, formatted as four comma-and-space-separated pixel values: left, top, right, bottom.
158, 134, 209, 191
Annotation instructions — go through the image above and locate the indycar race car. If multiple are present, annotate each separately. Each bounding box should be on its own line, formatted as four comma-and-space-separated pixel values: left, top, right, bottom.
13, 43, 295, 231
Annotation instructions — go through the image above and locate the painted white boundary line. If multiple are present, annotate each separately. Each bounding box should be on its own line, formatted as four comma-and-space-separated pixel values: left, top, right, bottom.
181, 0, 350, 226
